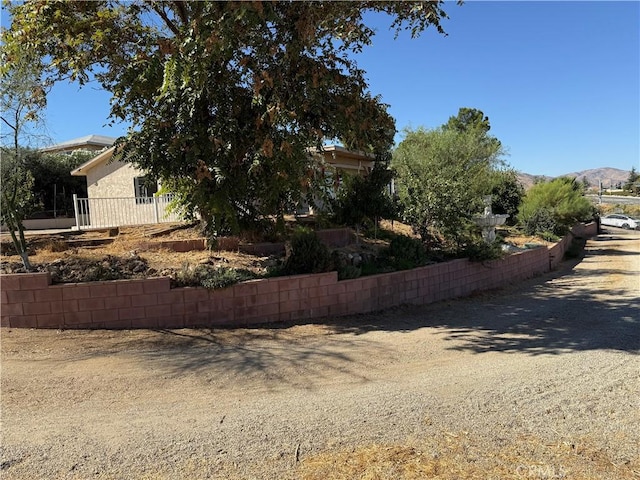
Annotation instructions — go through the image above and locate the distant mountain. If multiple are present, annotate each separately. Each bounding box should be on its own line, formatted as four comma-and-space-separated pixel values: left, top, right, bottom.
562, 167, 630, 189
517, 167, 630, 191
516, 172, 552, 190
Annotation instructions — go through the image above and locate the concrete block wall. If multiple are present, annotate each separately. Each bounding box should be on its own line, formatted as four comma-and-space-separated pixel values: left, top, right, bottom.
548, 222, 597, 269
0, 223, 596, 330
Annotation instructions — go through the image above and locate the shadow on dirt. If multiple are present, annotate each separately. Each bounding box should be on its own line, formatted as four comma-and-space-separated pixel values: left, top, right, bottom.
319, 234, 640, 356
140, 327, 388, 388
46, 323, 390, 389
38, 232, 637, 379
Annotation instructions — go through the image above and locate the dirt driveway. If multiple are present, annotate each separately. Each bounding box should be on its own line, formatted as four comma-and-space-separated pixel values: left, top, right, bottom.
1, 229, 639, 479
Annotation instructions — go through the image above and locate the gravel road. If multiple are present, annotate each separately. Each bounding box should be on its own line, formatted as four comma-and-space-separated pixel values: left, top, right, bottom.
1, 229, 639, 479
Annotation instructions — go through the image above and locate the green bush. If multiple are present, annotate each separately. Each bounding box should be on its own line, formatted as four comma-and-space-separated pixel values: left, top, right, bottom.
331, 157, 396, 231
490, 169, 524, 225
172, 264, 257, 289
462, 241, 504, 262
382, 235, 427, 270
521, 207, 559, 237
283, 228, 332, 275
518, 178, 594, 237
337, 264, 362, 280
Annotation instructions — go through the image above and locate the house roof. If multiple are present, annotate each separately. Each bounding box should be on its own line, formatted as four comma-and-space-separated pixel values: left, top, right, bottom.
41, 134, 117, 153
70, 146, 117, 176
70, 144, 375, 177
317, 144, 375, 161
312, 145, 375, 172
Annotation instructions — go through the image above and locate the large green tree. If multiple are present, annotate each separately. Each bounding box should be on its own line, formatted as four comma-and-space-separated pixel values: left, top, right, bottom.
393, 123, 504, 249
3, 1, 457, 236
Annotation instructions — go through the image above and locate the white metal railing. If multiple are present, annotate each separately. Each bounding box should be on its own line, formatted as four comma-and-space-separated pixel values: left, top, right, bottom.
72, 194, 182, 230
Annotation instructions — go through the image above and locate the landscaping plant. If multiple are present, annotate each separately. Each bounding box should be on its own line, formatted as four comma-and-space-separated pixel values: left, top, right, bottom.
518, 177, 595, 238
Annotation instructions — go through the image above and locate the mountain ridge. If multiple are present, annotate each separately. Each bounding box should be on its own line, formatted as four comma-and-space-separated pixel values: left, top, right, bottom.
516, 167, 631, 190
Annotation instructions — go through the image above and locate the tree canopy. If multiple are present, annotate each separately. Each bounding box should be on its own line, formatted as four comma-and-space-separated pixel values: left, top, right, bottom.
443, 107, 492, 135
2, 0, 457, 235
624, 166, 640, 195
392, 122, 504, 249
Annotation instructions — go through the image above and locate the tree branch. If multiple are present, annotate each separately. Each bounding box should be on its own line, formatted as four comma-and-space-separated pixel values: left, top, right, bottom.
0, 116, 17, 131
171, 1, 189, 25
151, 4, 180, 36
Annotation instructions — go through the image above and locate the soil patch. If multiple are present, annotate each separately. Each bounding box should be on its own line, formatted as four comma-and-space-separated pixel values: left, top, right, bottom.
0, 221, 549, 284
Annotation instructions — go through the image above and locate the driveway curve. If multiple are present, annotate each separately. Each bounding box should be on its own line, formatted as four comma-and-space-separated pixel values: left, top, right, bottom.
1, 229, 639, 479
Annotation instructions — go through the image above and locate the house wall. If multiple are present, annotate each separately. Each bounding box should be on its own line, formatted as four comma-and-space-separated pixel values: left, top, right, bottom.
0, 223, 598, 330
86, 159, 145, 199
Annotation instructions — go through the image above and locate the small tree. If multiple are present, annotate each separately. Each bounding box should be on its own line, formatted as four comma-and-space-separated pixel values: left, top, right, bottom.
331, 153, 395, 237
518, 177, 594, 238
0, 53, 49, 270
0, 151, 38, 270
26, 150, 91, 217
623, 166, 640, 195
579, 176, 591, 193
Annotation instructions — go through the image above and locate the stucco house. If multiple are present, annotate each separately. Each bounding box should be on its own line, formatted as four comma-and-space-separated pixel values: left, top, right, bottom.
70, 144, 375, 228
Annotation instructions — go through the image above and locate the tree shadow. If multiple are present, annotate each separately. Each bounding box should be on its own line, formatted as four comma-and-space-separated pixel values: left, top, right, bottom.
321, 254, 639, 355
50, 233, 638, 378
55, 324, 392, 390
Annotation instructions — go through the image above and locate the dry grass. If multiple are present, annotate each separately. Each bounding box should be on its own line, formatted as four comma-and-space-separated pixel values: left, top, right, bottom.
298, 432, 639, 480
2, 220, 552, 276
599, 204, 640, 217
1, 223, 274, 274
378, 219, 417, 238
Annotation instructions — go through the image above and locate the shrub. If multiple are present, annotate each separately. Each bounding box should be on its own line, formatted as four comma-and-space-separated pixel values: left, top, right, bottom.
337, 264, 362, 280
520, 207, 559, 237
462, 240, 504, 262
331, 157, 396, 232
518, 178, 594, 237
172, 264, 257, 289
490, 169, 524, 225
283, 228, 332, 275
382, 235, 427, 270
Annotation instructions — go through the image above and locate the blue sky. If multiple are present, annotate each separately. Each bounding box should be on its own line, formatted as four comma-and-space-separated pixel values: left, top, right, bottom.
12, 1, 640, 177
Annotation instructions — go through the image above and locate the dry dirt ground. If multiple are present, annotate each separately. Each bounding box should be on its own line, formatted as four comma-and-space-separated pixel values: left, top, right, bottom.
1, 228, 639, 479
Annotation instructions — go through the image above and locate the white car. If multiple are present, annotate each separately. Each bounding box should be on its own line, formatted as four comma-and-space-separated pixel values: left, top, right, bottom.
600, 214, 639, 230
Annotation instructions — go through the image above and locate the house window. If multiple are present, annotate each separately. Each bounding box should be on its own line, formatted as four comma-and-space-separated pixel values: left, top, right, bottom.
134, 176, 158, 204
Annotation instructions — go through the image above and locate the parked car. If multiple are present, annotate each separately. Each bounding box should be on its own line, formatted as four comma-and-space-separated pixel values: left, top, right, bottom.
600, 214, 639, 230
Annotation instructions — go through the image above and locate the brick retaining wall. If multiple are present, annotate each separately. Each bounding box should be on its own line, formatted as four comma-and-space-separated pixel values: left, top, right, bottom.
0, 223, 597, 330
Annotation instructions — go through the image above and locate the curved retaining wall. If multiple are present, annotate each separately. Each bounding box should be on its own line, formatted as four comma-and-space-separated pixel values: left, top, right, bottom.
0, 223, 597, 330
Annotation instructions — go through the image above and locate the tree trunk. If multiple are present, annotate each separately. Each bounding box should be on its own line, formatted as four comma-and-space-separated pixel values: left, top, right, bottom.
8, 224, 32, 271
